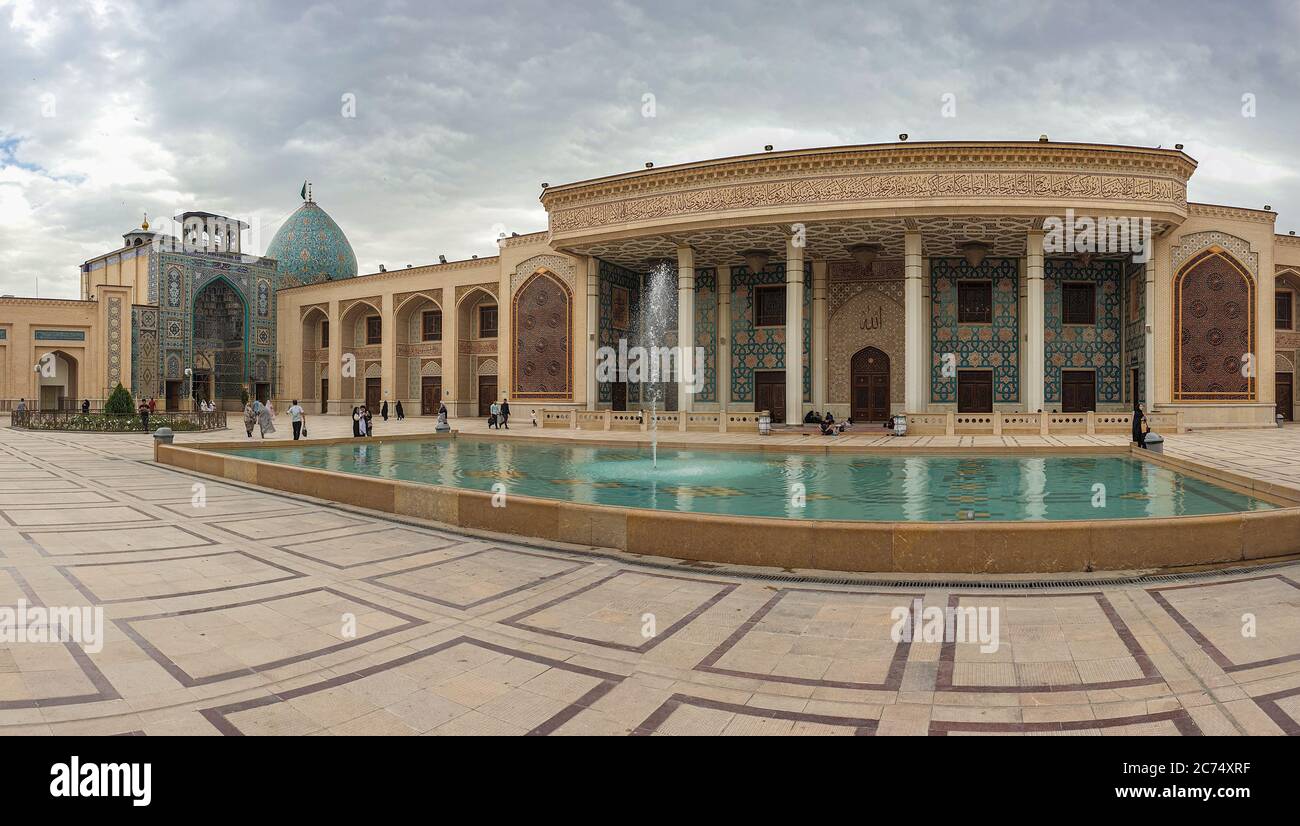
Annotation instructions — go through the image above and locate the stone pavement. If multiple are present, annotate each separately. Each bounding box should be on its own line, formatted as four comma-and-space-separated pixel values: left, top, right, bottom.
0, 421, 1297, 735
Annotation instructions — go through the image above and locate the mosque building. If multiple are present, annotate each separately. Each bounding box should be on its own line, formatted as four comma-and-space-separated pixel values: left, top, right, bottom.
2, 139, 1298, 428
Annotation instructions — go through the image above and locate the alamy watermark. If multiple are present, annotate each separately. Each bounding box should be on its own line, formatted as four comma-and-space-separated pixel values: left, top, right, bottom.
595, 339, 706, 393
1043, 208, 1152, 263
890, 598, 1000, 652
0, 600, 105, 653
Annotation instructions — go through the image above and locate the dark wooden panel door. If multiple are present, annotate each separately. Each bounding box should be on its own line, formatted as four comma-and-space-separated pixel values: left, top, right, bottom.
421, 377, 442, 415
611, 382, 627, 411
754, 371, 786, 423
1061, 370, 1096, 413
365, 378, 382, 412
319, 379, 329, 414
851, 347, 890, 421
478, 376, 497, 416
957, 370, 993, 413
1278, 372, 1294, 422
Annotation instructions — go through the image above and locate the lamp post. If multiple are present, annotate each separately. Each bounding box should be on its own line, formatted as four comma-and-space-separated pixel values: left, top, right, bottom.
184, 368, 193, 412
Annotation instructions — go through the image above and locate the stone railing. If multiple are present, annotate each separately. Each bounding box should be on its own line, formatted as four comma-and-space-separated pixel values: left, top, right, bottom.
539, 409, 768, 433
897, 410, 1183, 436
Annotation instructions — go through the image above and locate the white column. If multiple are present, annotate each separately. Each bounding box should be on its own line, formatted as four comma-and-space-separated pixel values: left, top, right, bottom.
904, 230, 925, 412
811, 260, 829, 412
1143, 251, 1157, 409
1025, 229, 1046, 412
717, 266, 731, 410
586, 257, 599, 410
676, 245, 695, 413
784, 238, 805, 422
326, 298, 342, 414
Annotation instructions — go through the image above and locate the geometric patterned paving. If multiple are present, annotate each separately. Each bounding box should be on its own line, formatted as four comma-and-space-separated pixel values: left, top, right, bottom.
1, 421, 1298, 735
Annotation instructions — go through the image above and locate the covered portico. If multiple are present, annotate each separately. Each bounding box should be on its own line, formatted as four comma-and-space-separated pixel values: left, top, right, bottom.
542, 140, 1190, 423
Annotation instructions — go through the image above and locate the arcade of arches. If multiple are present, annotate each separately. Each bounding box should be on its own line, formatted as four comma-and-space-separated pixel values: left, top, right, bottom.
7, 141, 1299, 429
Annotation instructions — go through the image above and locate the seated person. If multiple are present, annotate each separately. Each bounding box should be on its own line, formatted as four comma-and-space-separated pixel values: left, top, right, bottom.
820, 412, 836, 435
839, 417, 854, 433
803, 409, 820, 424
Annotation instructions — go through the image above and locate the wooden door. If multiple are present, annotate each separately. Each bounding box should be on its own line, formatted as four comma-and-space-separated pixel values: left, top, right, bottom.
165, 380, 182, 411
478, 376, 497, 416
957, 370, 993, 413
1278, 372, 1294, 422
754, 371, 786, 423
421, 377, 442, 415
365, 378, 382, 412
1061, 370, 1096, 413
611, 383, 627, 412
851, 347, 891, 421
320, 379, 328, 414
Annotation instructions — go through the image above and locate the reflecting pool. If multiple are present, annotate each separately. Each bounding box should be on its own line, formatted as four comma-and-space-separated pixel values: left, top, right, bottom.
220, 438, 1276, 522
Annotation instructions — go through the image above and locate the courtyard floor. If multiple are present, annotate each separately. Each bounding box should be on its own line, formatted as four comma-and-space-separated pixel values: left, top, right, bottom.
0, 418, 1297, 735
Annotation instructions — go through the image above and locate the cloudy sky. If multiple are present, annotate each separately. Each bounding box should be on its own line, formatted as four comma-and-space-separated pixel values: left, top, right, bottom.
3, 0, 1300, 299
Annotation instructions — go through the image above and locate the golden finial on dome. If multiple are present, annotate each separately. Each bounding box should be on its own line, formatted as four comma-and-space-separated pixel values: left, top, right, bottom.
141, 212, 149, 231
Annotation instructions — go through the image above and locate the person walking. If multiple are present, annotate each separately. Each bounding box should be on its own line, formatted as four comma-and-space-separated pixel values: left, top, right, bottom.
256, 400, 276, 438
356, 406, 370, 437
147, 397, 157, 414
500, 398, 511, 429
364, 405, 374, 436
381, 400, 389, 421
243, 401, 256, 437
16, 398, 26, 413
138, 400, 151, 431
288, 399, 305, 441
395, 400, 405, 421
489, 400, 500, 429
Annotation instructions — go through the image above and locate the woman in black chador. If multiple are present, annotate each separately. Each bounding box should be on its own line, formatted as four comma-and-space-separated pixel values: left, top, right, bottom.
1131, 403, 1148, 449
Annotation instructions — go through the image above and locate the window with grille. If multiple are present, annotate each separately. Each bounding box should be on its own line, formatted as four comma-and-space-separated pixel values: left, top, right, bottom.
755, 285, 786, 326
957, 280, 993, 324
1062, 282, 1096, 326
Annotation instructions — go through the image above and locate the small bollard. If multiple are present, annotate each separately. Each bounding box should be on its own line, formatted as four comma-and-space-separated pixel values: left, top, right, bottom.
152, 426, 174, 461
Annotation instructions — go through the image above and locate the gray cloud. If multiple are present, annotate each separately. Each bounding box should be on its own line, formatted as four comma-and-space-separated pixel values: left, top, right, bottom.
3, 0, 1300, 298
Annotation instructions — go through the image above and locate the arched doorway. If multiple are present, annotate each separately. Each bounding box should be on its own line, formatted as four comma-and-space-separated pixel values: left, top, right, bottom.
1173, 247, 1255, 402
850, 347, 890, 422
511, 270, 572, 401
191, 278, 247, 408
36, 350, 78, 411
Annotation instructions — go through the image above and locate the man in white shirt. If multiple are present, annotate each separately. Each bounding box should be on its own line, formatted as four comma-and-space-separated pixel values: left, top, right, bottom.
288, 399, 306, 440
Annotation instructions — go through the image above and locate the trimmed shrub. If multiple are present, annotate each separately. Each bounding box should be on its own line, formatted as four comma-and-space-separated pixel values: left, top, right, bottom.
104, 383, 135, 416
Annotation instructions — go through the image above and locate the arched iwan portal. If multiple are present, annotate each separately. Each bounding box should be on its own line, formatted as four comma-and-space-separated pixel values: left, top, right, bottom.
511, 270, 573, 400
192, 279, 247, 405
1174, 247, 1256, 402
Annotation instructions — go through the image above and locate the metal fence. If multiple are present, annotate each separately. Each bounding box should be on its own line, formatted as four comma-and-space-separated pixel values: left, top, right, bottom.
0, 399, 110, 412
10, 410, 228, 432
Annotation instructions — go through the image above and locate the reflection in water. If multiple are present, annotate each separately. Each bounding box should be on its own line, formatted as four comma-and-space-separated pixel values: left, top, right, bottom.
221, 440, 1276, 524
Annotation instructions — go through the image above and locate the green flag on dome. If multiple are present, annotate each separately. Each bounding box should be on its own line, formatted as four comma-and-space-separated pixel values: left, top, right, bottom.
299, 181, 307, 201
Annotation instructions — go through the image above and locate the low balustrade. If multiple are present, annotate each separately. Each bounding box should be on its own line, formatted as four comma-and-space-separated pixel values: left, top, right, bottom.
11, 409, 227, 432
684, 412, 721, 432
539, 408, 767, 433
533, 408, 1182, 437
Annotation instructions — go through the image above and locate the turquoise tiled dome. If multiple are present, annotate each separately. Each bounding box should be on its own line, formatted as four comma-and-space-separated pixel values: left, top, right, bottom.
265, 200, 358, 286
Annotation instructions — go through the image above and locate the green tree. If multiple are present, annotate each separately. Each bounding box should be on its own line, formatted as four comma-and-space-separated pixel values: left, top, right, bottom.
104, 383, 135, 416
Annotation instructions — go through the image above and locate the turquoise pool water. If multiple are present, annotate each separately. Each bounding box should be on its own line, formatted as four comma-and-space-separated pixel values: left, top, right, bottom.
220, 439, 1276, 522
